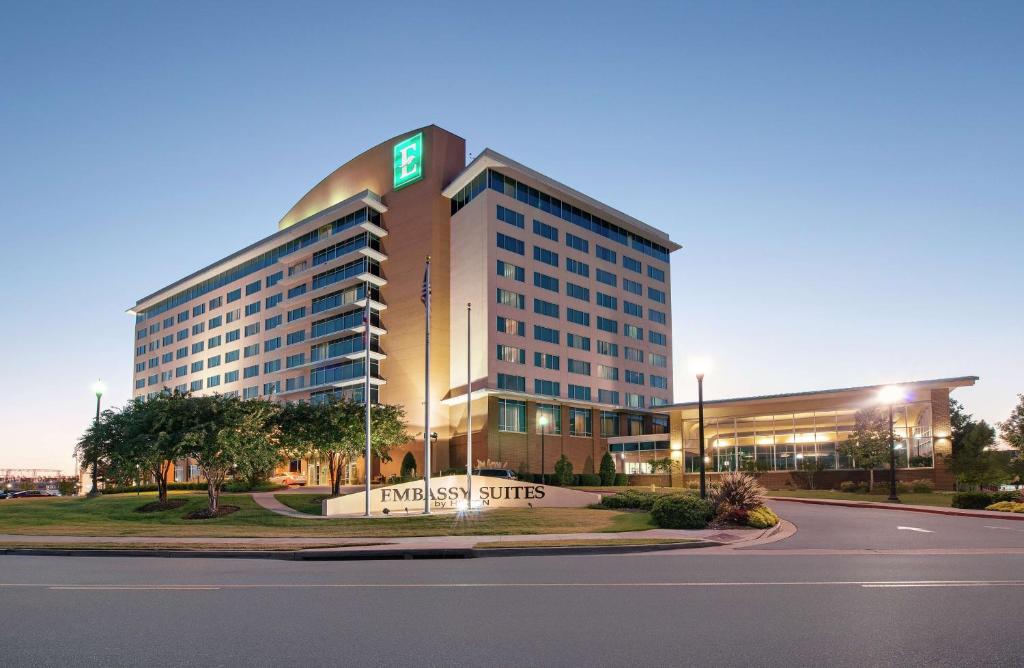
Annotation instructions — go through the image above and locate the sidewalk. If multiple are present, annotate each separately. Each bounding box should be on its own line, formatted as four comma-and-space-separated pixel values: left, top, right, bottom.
768, 496, 1024, 521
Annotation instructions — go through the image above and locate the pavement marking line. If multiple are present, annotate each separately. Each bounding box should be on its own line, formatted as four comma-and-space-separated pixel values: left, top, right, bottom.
984, 525, 1024, 532
1, 580, 1022, 590
897, 526, 933, 533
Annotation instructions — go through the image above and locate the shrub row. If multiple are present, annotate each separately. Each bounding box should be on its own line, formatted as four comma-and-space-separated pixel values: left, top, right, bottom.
650, 495, 715, 529
986, 501, 1024, 513
837, 479, 934, 494
953, 490, 1022, 509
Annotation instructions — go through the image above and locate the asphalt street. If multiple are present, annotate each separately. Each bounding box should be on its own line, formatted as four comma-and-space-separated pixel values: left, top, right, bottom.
1, 504, 1022, 667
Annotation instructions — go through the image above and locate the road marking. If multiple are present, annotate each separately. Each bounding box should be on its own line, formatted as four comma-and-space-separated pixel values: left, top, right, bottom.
48, 586, 222, 591
862, 583, 1024, 588
897, 526, 933, 533
984, 525, 1024, 533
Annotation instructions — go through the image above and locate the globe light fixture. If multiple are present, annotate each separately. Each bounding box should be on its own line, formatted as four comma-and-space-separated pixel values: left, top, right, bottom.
688, 356, 712, 499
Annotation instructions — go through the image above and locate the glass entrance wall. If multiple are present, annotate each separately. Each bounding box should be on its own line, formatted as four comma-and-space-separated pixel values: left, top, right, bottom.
609, 440, 671, 474
681, 402, 933, 473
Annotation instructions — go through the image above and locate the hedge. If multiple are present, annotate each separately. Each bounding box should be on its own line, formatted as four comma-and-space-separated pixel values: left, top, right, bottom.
951, 492, 993, 509
650, 494, 715, 529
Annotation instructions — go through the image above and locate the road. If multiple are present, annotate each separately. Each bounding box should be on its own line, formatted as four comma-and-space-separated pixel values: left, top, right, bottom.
1, 503, 1023, 667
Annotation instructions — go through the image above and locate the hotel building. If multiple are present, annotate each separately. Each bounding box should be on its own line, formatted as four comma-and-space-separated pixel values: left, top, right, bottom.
130, 125, 680, 483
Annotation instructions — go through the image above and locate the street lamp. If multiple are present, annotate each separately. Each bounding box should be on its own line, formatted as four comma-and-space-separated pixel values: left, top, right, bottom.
689, 357, 712, 499
878, 385, 905, 503
538, 414, 548, 483
88, 379, 106, 497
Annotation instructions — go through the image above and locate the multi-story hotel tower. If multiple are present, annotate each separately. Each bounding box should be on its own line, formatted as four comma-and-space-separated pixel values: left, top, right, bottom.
130, 126, 680, 483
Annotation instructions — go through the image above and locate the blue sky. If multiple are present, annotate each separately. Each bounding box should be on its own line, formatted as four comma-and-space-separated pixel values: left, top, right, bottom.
1, 1, 1020, 470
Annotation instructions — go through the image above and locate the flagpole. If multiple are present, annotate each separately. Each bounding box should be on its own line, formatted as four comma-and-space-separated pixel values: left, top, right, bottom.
363, 280, 372, 517
466, 301, 473, 510
423, 256, 432, 514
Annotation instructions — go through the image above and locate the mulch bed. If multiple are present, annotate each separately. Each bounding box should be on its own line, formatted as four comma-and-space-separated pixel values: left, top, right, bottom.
135, 499, 188, 513
184, 505, 240, 520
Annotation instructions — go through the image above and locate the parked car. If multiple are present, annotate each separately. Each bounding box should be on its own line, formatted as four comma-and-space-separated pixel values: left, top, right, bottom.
0, 490, 12, 499
269, 473, 307, 487
9, 490, 48, 498
471, 468, 518, 480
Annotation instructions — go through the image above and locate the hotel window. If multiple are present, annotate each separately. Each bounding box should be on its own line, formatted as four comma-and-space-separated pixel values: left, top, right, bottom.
207, 375, 220, 389
245, 280, 261, 296
175, 365, 187, 378
227, 288, 241, 303
176, 346, 187, 359
264, 359, 281, 374
623, 301, 642, 318
624, 347, 643, 362
534, 272, 559, 292
147, 374, 158, 386
567, 308, 589, 327
496, 316, 525, 336
570, 408, 592, 437
623, 279, 642, 295
497, 204, 524, 229
597, 317, 618, 334
243, 386, 258, 400
224, 370, 239, 384
265, 293, 283, 309
596, 293, 617, 310
625, 393, 645, 408
208, 335, 222, 349
161, 352, 173, 364
597, 364, 619, 381
264, 337, 282, 353
625, 370, 645, 385
568, 384, 591, 401
624, 324, 643, 340
600, 411, 619, 436
244, 344, 259, 358
209, 296, 223, 310
162, 335, 173, 346
568, 359, 591, 376
136, 329, 147, 341
287, 307, 305, 323
135, 362, 145, 372
650, 397, 668, 407
178, 310, 189, 323
496, 288, 525, 310
497, 260, 525, 282
286, 353, 305, 369
263, 381, 280, 395
245, 302, 260, 316
163, 317, 174, 329
191, 342, 204, 355
287, 330, 306, 345
534, 298, 559, 319
288, 284, 307, 299
596, 245, 617, 264
174, 384, 187, 394
243, 365, 259, 379
135, 379, 145, 389
599, 389, 620, 406
190, 380, 203, 392
497, 373, 526, 392
628, 415, 644, 436
226, 308, 241, 323
191, 360, 204, 373
649, 330, 667, 346
496, 344, 526, 364
176, 329, 188, 341
565, 282, 589, 302
285, 377, 305, 392
497, 232, 525, 255
148, 357, 159, 369
596, 269, 617, 287
565, 233, 588, 253
597, 340, 618, 357
567, 333, 590, 351
266, 314, 283, 330
649, 352, 668, 368
226, 329, 240, 343
208, 315, 223, 329
192, 303, 205, 317
534, 246, 559, 267
266, 271, 283, 287
566, 257, 589, 278
534, 352, 560, 370
534, 325, 560, 344
649, 308, 666, 324
192, 322, 204, 335
225, 350, 240, 363
648, 287, 666, 304
648, 265, 665, 282
651, 415, 669, 434
533, 219, 558, 241
244, 323, 260, 337
536, 404, 562, 434
498, 399, 526, 433
160, 371, 172, 383
535, 379, 560, 397
650, 375, 668, 389
623, 256, 641, 273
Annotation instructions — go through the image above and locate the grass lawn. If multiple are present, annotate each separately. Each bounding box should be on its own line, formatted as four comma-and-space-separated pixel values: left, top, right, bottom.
0, 492, 654, 537
275, 494, 329, 515
474, 537, 694, 549
0, 541, 385, 551
767, 489, 955, 507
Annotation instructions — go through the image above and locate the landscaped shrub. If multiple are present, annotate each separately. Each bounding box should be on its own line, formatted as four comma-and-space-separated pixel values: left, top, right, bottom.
990, 490, 1022, 503
601, 490, 661, 510
599, 453, 617, 486
577, 473, 602, 486
952, 491, 994, 509
651, 494, 715, 529
909, 479, 934, 493
875, 481, 911, 495
709, 472, 765, 513
747, 506, 780, 529
554, 455, 574, 486
838, 481, 866, 493
613, 473, 629, 486
985, 501, 1024, 513
715, 503, 749, 525
101, 482, 208, 495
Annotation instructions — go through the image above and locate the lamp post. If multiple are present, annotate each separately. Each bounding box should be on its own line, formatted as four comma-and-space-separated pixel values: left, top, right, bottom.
879, 385, 904, 503
88, 379, 106, 497
538, 414, 548, 483
689, 357, 711, 499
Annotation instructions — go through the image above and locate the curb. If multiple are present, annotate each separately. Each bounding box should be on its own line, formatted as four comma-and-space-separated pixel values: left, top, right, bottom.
768, 496, 1024, 521
0, 540, 723, 561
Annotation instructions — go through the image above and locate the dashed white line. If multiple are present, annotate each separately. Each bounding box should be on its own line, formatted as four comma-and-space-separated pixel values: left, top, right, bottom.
897, 526, 933, 533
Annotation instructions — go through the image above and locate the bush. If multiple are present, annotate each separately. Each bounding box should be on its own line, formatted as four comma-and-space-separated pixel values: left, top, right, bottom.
875, 481, 911, 495
554, 455, 574, 486
909, 479, 934, 494
577, 473, 602, 486
601, 490, 662, 511
985, 501, 1024, 513
599, 452, 616, 486
839, 480, 867, 493
990, 490, 1022, 503
614, 473, 629, 486
651, 495, 715, 529
952, 491, 994, 509
747, 506, 780, 529
715, 503, 749, 525
710, 472, 765, 513
101, 481, 208, 495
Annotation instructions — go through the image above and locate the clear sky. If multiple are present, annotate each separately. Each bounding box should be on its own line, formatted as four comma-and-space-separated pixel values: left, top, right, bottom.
1, 1, 1020, 471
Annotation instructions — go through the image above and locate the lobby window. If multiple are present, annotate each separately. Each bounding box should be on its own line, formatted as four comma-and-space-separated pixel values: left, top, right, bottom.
497, 260, 525, 282
497, 373, 526, 392
649, 308, 666, 324
567, 308, 589, 327
648, 287, 666, 304
533, 272, 559, 292
534, 352, 560, 370
599, 389, 620, 406
596, 293, 617, 310
536, 404, 562, 434
600, 411, 619, 436
596, 245, 617, 264
496, 316, 525, 336
497, 232, 525, 255
651, 415, 669, 434
496, 288, 525, 310
566, 257, 589, 278
497, 204, 524, 229
649, 352, 668, 368
566, 333, 590, 351
245, 280, 261, 296
227, 288, 241, 303
533, 219, 558, 241
498, 399, 527, 433
566, 282, 589, 302
597, 364, 618, 381
623, 278, 642, 295
624, 301, 643, 318
648, 265, 665, 282
568, 359, 591, 376
624, 324, 643, 340
649, 330, 667, 346
570, 408, 592, 437
565, 233, 588, 253
568, 384, 591, 401
597, 340, 618, 357
496, 344, 526, 365
628, 415, 644, 436
534, 325, 560, 344
623, 256, 641, 273
534, 298, 560, 319
534, 379, 560, 397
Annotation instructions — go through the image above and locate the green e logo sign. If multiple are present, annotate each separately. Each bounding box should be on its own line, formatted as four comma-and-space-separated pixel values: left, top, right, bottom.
393, 132, 424, 189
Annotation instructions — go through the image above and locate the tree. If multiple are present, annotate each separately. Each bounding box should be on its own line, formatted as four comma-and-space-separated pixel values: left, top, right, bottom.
948, 420, 1007, 491
182, 394, 233, 515
795, 455, 826, 490
125, 392, 193, 504
400, 452, 417, 480
599, 452, 616, 486
554, 454, 574, 486
950, 398, 976, 455
839, 408, 891, 491
998, 394, 1024, 453
649, 457, 681, 486
228, 399, 283, 489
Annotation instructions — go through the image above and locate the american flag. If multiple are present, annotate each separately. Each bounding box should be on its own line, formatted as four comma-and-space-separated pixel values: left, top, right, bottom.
420, 261, 431, 307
